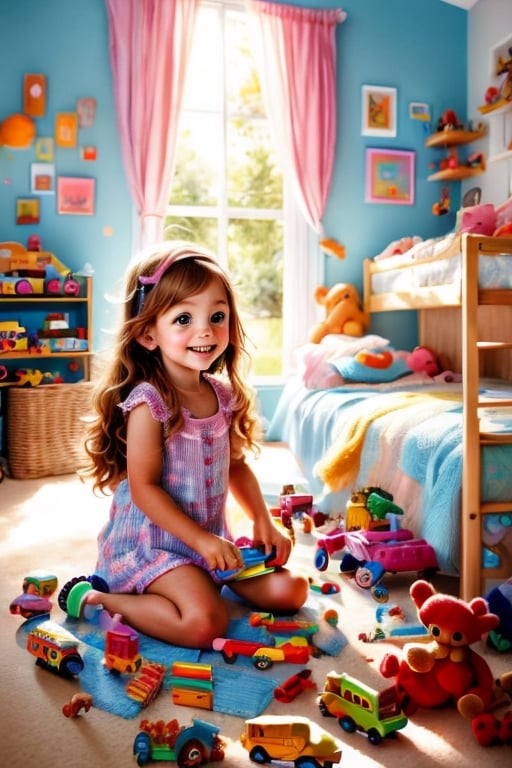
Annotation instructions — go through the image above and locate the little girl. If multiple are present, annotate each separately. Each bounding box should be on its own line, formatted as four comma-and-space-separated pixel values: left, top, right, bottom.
62, 241, 308, 648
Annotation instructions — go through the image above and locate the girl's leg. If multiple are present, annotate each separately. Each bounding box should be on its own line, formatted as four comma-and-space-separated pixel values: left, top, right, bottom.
229, 568, 309, 614
76, 565, 230, 648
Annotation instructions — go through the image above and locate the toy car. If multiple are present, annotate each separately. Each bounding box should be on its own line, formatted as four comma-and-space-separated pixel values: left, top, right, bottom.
338, 527, 439, 593
318, 671, 407, 745
212, 636, 312, 670
241, 715, 342, 768
10, 593, 52, 618
133, 717, 225, 766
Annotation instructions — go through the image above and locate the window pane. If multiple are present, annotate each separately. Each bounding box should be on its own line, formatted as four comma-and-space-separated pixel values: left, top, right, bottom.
163, 215, 218, 254
228, 218, 283, 376
170, 113, 221, 206
227, 117, 282, 209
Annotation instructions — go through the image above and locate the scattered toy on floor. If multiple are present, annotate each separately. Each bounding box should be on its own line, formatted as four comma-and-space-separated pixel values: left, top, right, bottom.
62, 692, 93, 718
379, 579, 499, 717
317, 670, 408, 745
133, 717, 225, 767
274, 669, 317, 703
241, 715, 342, 767
25, 619, 84, 678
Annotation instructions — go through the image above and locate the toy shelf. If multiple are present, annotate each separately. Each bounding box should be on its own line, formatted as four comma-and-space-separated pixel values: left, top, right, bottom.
0, 277, 93, 384
425, 128, 486, 182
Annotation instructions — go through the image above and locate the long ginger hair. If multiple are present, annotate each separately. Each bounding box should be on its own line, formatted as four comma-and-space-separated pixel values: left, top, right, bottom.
84, 241, 260, 494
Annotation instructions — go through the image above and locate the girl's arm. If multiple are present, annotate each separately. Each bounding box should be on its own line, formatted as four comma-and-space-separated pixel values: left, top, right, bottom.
228, 456, 292, 566
126, 403, 242, 572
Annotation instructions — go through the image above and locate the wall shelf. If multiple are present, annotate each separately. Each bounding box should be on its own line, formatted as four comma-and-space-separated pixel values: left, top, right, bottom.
425, 128, 486, 148
425, 126, 486, 182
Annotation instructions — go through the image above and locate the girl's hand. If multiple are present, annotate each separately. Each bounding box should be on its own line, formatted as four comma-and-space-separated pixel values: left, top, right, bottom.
252, 519, 292, 566
195, 533, 244, 573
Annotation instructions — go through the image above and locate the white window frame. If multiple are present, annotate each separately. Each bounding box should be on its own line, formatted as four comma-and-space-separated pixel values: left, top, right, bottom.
165, 0, 323, 382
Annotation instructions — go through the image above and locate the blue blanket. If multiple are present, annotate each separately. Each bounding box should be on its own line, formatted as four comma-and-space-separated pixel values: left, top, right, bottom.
267, 377, 512, 574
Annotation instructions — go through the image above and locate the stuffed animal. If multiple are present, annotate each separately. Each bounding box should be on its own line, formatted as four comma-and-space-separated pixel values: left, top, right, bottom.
379, 579, 500, 717
460, 672, 512, 747
459, 203, 497, 236
308, 283, 369, 344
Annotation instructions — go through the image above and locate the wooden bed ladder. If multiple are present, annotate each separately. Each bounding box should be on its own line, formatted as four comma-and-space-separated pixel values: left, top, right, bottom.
460, 233, 512, 601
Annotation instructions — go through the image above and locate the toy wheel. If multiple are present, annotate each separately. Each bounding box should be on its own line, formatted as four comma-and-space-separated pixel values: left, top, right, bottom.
178, 738, 205, 767
133, 731, 151, 766
249, 746, 270, 764
339, 715, 356, 733
296, 758, 323, 768
355, 566, 375, 589
371, 584, 389, 603
253, 655, 273, 670
221, 650, 237, 664
367, 728, 383, 746
15, 279, 33, 294
314, 547, 329, 572
318, 699, 332, 718
355, 561, 385, 589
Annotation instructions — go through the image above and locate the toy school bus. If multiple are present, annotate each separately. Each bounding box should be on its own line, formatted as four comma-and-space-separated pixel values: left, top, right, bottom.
318, 671, 407, 745
26, 619, 84, 678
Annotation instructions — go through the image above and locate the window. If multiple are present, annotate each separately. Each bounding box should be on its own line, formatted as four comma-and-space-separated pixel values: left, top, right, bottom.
165, 0, 320, 379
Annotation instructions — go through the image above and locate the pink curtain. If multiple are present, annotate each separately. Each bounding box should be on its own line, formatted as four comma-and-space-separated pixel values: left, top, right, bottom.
105, 0, 199, 246
246, 1, 346, 233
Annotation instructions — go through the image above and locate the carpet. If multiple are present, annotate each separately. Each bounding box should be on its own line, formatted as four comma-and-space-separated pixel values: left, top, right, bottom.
1, 444, 511, 768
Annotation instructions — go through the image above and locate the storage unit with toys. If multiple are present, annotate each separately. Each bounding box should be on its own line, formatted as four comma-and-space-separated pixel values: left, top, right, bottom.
0, 241, 94, 479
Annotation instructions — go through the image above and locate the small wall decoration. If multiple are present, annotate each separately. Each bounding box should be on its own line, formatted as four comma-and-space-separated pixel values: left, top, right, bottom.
365, 148, 415, 205
31, 163, 55, 195
23, 73, 46, 117
35, 137, 55, 162
362, 85, 397, 137
77, 98, 96, 128
57, 177, 95, 215
16, 197, 40, 225
55, 112, 78, 148
409, 102, 430, 122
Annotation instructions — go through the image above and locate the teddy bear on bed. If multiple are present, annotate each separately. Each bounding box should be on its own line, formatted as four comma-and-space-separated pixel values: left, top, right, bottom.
379, 579, 500, 718
308, 282, 369, 343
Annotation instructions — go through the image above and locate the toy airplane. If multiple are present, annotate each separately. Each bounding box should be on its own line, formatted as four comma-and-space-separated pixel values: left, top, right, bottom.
215, 545, 277, 582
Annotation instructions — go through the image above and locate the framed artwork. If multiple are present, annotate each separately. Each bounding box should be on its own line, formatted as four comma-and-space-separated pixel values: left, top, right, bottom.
55, 112, 78, 148
57, 176, 95, 215
16, 197, 40, 225
31, 162, 55, 194
362, 85, 397, 137
365, 148, 415, 205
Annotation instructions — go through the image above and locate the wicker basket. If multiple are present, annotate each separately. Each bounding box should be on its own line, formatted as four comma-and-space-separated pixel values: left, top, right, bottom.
7, 382, 94, 479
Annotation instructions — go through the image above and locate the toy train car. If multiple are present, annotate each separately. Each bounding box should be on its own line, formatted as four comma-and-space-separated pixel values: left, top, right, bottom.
26, 619, 84, 678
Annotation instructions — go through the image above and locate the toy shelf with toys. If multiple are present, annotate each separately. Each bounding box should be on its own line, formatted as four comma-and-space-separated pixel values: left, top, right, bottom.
0, 242, 92, 387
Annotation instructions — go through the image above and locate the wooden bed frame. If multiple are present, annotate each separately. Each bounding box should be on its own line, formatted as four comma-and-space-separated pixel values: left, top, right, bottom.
364, 233, 512, 599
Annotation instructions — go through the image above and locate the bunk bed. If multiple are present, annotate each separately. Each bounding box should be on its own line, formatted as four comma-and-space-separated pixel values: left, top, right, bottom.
267, 233, 512, 599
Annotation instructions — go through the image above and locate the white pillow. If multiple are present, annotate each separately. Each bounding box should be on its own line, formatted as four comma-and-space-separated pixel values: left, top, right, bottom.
320, 333, 390, 357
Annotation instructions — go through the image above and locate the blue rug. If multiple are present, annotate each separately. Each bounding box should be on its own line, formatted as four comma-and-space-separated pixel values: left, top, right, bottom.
16, 607, 346, 720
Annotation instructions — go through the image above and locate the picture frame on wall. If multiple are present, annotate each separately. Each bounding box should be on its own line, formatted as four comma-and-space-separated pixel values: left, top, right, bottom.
16, 197, 40, 225
365, 148, 415, 205
362, 85, 397, 137
57, 176, 95, 215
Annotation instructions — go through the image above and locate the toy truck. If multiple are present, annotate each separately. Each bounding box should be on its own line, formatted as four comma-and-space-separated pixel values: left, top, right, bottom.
241, 715, 342, 768
133, 717, 225, 766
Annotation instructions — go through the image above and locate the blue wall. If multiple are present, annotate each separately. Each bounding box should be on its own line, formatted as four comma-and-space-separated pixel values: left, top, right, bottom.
0, 0, 133, 349
0, 0, 467, 355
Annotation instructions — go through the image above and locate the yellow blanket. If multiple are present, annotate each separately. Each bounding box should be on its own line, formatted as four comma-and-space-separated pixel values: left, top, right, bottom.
314, 390, 462, 491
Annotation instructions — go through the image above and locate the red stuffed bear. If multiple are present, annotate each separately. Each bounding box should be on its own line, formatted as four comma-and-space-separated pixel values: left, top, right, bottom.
380, 580, 500, 717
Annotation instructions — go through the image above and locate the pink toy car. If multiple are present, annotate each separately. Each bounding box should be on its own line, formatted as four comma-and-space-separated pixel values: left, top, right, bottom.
338, 528, 438, 599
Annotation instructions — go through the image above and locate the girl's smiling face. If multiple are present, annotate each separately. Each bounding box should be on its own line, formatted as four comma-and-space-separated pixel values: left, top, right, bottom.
139, 277, 230, 381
